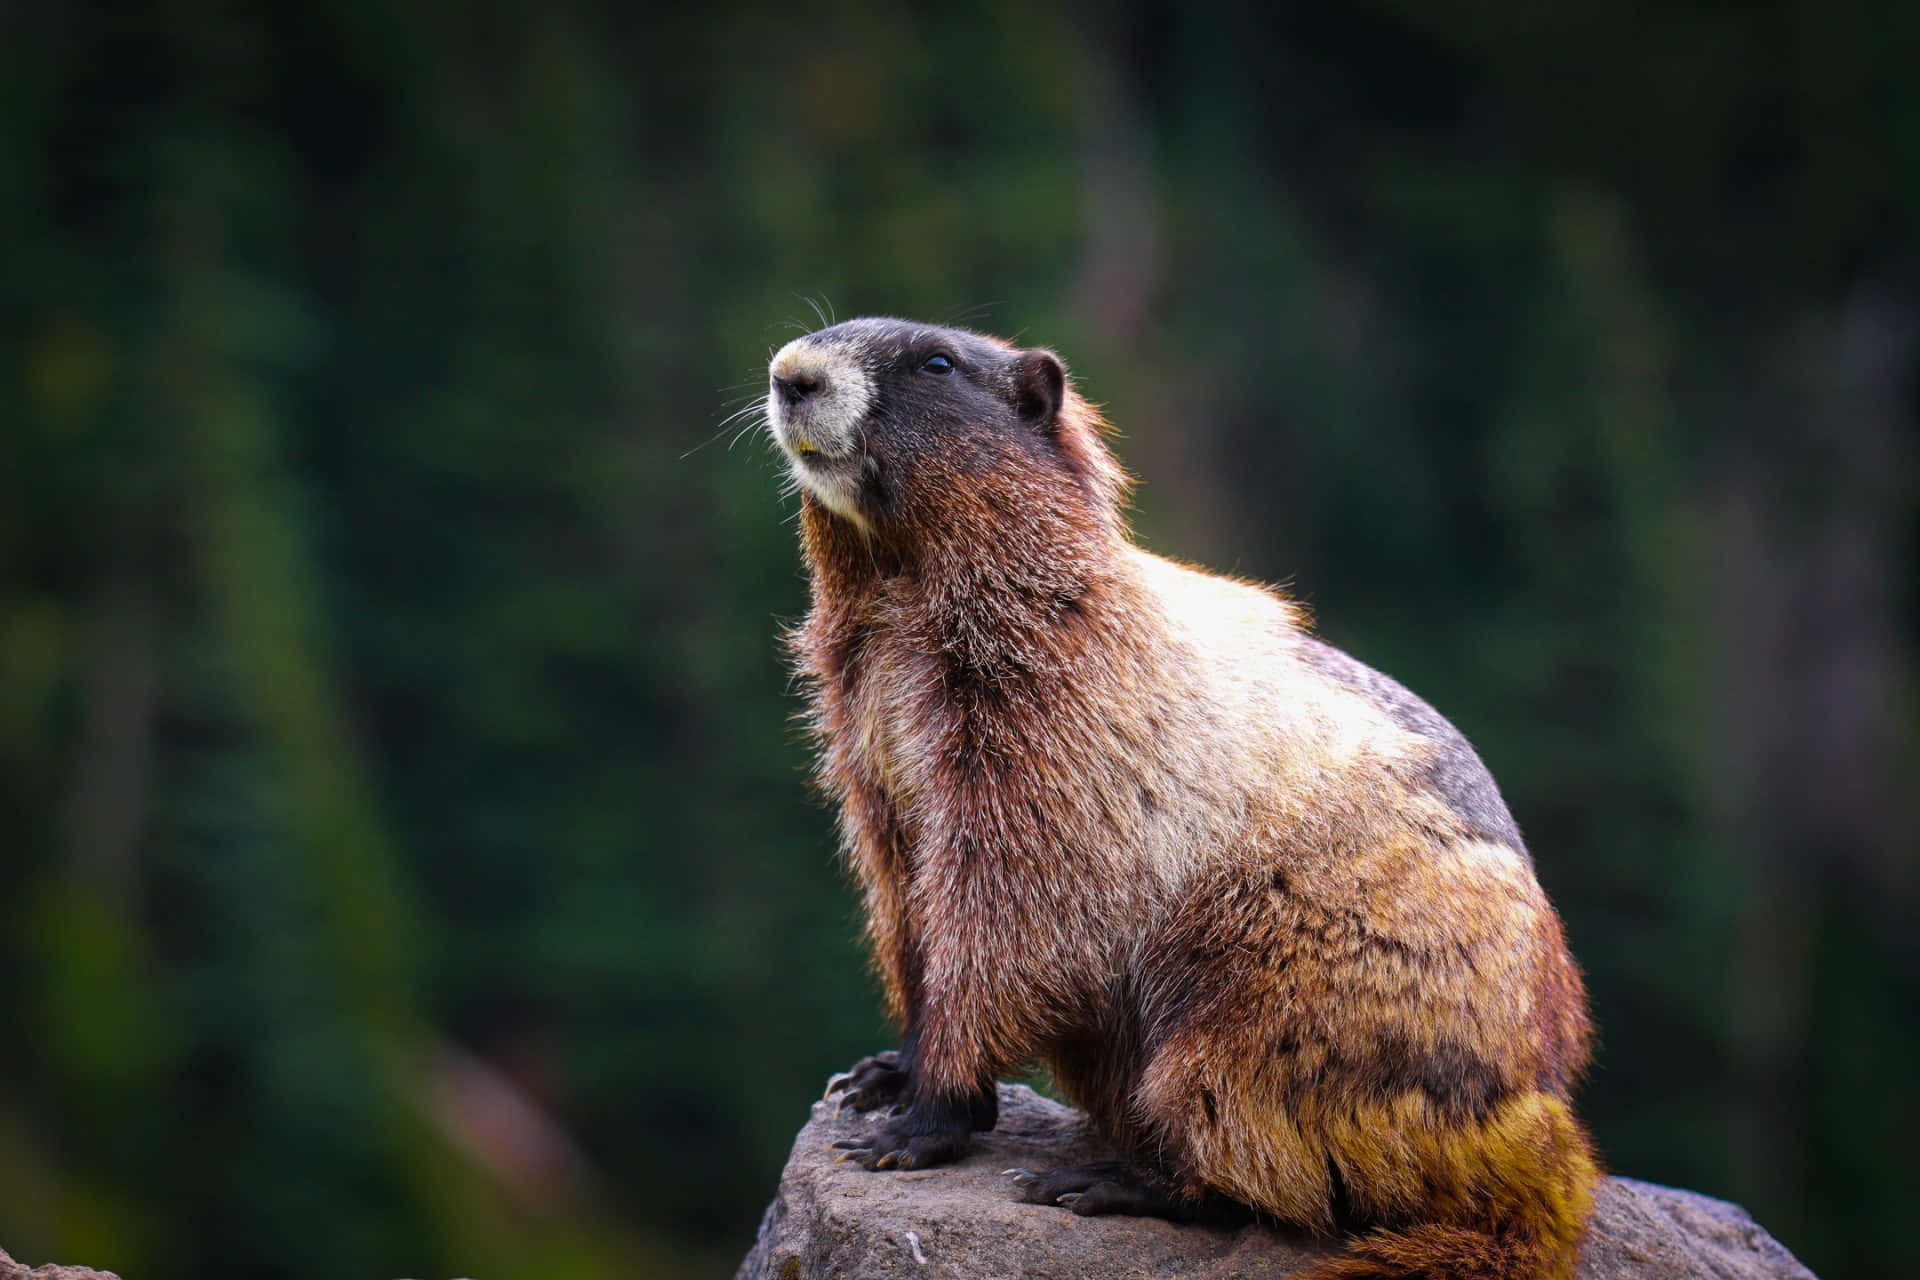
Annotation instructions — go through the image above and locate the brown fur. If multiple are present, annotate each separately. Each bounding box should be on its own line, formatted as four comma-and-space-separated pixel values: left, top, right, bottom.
770, 319, 1599, 1279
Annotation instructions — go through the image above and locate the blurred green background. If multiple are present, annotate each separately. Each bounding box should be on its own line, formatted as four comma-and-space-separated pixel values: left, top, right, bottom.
3, 2, 1916, 1277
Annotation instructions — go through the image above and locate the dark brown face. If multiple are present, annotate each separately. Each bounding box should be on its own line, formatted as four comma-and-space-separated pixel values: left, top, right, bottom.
766, 317, 1067, 530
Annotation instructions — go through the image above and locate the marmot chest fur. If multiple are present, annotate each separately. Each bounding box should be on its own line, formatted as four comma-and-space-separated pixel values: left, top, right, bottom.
764, 317, 1597, 1280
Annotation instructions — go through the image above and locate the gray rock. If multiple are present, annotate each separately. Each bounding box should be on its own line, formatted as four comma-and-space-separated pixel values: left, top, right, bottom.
738, 1081, 1816, 1280
0, 1245, 120, 1280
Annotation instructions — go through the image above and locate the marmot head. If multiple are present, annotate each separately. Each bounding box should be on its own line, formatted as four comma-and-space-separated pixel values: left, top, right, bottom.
765, 318, 1125, 542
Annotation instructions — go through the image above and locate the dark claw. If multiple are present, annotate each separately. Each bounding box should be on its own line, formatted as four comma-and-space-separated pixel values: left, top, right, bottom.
830, 1138, 881, 1169
829, 1050, 912, 1113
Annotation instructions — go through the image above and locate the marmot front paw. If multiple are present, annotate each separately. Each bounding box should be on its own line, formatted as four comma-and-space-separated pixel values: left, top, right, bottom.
824, 1050, 909, 1113
830, 1101, 971, 1171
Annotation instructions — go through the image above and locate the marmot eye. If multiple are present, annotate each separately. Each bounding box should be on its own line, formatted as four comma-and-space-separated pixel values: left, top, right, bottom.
921, 354, 954, 374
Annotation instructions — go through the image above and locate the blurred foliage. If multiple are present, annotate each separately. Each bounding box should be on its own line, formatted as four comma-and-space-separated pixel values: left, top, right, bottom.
1, 2, 1915, 1278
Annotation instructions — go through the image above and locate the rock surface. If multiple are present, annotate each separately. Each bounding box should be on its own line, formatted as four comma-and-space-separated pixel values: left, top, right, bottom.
739, 1081, 1816, 1280
0, 1247, 120, 1280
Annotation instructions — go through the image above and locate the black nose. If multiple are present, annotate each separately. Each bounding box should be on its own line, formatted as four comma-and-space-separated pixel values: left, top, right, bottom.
773, 372, 824, 406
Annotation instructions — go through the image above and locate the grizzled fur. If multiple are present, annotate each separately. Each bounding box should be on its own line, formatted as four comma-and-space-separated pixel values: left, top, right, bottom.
764, 318, 1600, 1280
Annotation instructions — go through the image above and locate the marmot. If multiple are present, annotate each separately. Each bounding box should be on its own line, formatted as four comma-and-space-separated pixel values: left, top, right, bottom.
764, 317, 1598, 1280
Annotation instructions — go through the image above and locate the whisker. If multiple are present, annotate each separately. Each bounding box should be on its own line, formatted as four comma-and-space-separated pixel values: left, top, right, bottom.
942, 300, 1003, 329
682, 399, 771, 460
726, 412, 769, 451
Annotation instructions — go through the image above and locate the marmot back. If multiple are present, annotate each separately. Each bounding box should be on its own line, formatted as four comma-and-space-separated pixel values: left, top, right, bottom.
763, 317, 1598, 1280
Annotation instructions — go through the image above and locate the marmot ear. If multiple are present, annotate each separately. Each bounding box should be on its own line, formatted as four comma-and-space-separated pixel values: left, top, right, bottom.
1014, 349, 1066, 431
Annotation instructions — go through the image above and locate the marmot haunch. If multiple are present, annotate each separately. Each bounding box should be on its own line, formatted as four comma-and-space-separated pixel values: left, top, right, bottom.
763, 317, 1598, 1280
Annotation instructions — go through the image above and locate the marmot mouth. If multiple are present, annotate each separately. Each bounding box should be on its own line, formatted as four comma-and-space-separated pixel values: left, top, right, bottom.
782, 430, 858, 468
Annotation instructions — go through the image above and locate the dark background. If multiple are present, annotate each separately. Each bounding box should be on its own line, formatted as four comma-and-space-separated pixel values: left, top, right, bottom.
3, 2, 1915, 1277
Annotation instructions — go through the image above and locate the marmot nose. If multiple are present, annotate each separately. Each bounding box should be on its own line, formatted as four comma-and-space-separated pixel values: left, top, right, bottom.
773, 372, 824, 406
